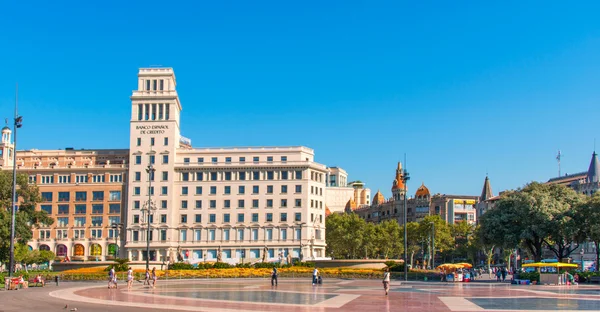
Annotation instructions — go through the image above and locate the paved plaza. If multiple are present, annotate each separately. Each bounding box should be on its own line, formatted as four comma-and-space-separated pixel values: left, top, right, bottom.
2, 278, 600, 311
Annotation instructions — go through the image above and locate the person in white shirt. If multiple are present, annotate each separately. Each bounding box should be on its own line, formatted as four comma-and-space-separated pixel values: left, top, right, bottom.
127, 267, 134, 289
383, 268, 391, 295
312, 267, 319, 285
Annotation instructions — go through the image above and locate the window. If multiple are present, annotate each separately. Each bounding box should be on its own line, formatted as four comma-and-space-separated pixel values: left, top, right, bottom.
182, 173, 189, 181
57, 217, 69, 227
195, 186, 202, 195
211, 157, 217, 164
224, 172, 232, 180
238, 213, 245, 222
162, 155, 169, 164
252, 213, 259, 222
281, 199, 287, 207
253, 171, 260, 180
295, 229, 301, 240
267, 156, 273, 162
196, 172, 204, 181
295, 213, 302, 222
161, 186, 168, 195
195, 200, 202, 209
281, 171, 288, 180
137, 137, 142, 146
238, 229, 245, 241
237, 186, 245, 195
184, 157, 190, 164
92, 204, 103, 214
281, 229, 287, 240
295, 170, 302, 179
224, 186, 231, 194
58, 205, 69, 215
195, 214, 201, 223
150, 137, 155, 146
210, 172, 217, 181
41, 192, 53, 202
75, 205, 86, 214
180, 230, 187, 242
135, 155, 142, 165
109, 191, 121, 201
281, 185, 287, 194
58, 192, 70, 202
266, 228, 273, 241
281, 156, 287, 162
40, 175, 54, 184
252, 228, 259, 241
57, 175, 69, 184
162, 171, 168, 181
239, 157, 245, 163
181, 200, 188, 209
181, 215, 188, 223
160, 230, 167, 241
238, 200, 245, 208
223, 229, 230, 241
280, 213, 287, 222
253, 156, 259, 163
92, 191, 104, 201
41, 205, 52, 214
182, 186, 189, 195
295, 185, 302, 193
161, 200, 167, 209
223, 214, 230, 223
194, 230, 201, 241
209, 229, 216, 241
210, 186, 217, 194
252, 185, 259, 194
149, 155, 155, 165
267, 199, 273, 208
239, 172, 246, 180
267, 185, 273, 194
134, 172, 141, 181
210, 200, 216, 208
76, 175, 88, 183
266, 213, 273, 222
267, 171, 274, 180
164, 137, 168, 145
197, 157, 204, 163
133, 231, 139, 242
91, 216, 103, 226
252, 199, 259, 208
108, 216, 120, 226
209, 214, 216, 223
91, 229, 103, 239
224, 200, 231, 208
74, 217, 86, 227
225, 157, 231, 163
75, 191, 87, 201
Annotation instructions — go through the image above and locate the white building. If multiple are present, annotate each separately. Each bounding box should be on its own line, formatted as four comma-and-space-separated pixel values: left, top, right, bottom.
125, 68, 328, 264
324, 167, 371, 214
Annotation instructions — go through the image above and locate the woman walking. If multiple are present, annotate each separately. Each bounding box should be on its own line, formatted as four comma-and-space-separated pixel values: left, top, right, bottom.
127, 267, 133, 289
151, 267, 157, 289
144, 269, 150, 286
383, 268, 391, 296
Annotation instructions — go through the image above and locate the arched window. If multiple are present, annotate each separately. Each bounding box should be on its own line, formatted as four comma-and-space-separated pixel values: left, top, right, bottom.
74, 244, 85, 256
56, 244, 68, 257
91, 244, 102, 256
108, 244, 118, 256
39, 245, 50, 251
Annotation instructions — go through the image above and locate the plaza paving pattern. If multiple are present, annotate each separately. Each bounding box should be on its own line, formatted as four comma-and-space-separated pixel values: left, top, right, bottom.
3, 278, 600, 311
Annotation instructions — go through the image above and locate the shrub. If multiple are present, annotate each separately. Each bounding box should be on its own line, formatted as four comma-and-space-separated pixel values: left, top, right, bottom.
518, 271, 540, 283
235, 263, 252, 268
254, 262, 278, 269
293, 261, 315, 268
385, 261, 397, 269
105, 258, 130, 272
212, 262, 233, 269
170, 262, 194, 270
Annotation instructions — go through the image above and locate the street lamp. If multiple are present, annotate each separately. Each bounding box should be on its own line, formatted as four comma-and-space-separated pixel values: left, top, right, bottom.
142, 164, 156, 270
111, 223, 123, 258
9, 88, 22, 278
581, 248, 585, 271
429, 221, 436, 269
402, 164, 410, 281
296, 222, 306, 261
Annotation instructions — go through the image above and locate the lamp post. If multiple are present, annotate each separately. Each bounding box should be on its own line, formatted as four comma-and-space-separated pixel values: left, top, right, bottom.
142, 164, 156, 270
111, 223, 123, 258
430, 222, 436, 269
402, 165, 410, 281
297, 222, 306, 261
581, 248, 585, 271
8, 88, 22, 278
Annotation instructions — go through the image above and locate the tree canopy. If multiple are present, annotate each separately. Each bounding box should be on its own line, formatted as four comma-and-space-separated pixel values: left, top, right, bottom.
0, 171, 53, 264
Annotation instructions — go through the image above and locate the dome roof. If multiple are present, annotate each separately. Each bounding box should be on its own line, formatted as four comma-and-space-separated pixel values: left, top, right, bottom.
2, 126, 10, 132
415, 183, 430, 198
372, 190, 385, 205
325, 206, 332, 217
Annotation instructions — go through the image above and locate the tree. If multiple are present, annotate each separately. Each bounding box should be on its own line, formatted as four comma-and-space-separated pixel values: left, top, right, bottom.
405, 222, 422, 268
418, 215, 453, 266
0, 171, 53, 265
472, 225, 495, 271
479, 182, 582, 262
580, 193, 600, 268
451, 221, 475, 262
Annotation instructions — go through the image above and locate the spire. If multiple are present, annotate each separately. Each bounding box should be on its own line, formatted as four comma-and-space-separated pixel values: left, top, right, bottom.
587, 151, 600, 183
480, 175, 493, 201
392, 162, 405, 191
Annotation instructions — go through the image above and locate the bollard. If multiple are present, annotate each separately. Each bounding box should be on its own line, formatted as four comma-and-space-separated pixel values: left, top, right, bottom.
55, 275, 60, 286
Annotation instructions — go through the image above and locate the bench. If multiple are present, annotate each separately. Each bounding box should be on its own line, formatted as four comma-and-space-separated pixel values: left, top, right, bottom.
588, 276, 600, 283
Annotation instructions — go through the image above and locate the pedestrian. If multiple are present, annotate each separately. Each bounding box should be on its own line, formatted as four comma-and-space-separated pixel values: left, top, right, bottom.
312, 267, 319, 286
271, 267, 278, 286
501, 268, 507, 282
108, 267, 115, 289
383, 268, 391, 296
144, 269, 150, 286
151, 267, 157, 289
127, 267, 133, 289
113, 269, 118, 289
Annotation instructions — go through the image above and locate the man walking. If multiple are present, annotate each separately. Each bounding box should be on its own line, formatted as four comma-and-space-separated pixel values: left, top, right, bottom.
271, 267, 278, 286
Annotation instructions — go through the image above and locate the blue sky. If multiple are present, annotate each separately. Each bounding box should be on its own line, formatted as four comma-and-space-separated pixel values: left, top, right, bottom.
1, 1, 599, 198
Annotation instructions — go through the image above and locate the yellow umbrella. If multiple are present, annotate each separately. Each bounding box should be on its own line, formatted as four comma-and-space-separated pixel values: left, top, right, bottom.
457, 263, 473, 268
522, 262, 578, 268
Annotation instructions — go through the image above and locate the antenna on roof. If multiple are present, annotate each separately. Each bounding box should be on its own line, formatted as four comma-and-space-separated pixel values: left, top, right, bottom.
556, 150, 562, 177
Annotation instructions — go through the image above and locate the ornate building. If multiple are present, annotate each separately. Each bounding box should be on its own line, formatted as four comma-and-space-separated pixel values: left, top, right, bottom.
547, 151, 599, 196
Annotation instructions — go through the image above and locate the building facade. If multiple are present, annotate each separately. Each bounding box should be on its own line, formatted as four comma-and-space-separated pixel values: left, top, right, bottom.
125, 68, 328, 264
0, 129, 128, 261
324, 167, 371, 214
